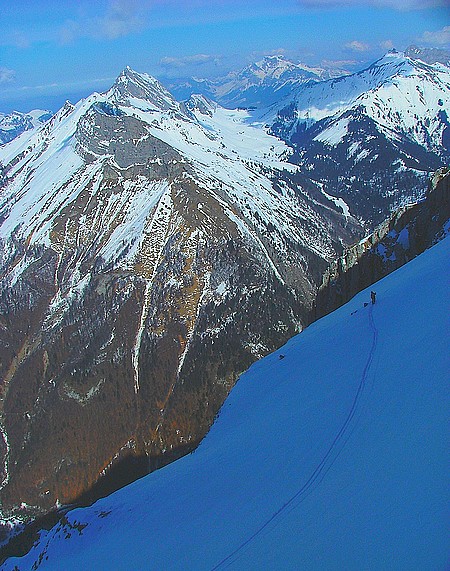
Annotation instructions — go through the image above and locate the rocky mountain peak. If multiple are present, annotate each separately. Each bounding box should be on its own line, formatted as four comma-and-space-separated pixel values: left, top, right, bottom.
370, 48, 450, 81
252, 54, 293, 75
239, 54, 320, 83
106, 66, 179, 111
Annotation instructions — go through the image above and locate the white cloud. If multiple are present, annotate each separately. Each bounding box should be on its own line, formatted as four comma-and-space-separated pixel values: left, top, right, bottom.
345, 40, 370, 52
380, 39, 394, 51
59, 0, 145, 43
97, 0, 144, 40
160, 54, 219, 68
419, 26, 450, 47
0, 67, 15, 85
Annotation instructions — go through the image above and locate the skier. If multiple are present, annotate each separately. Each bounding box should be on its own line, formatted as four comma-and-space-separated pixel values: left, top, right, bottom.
371, 291, 376, 305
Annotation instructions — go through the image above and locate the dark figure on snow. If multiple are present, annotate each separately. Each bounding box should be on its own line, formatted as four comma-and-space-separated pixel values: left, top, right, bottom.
371, 291, 376, 305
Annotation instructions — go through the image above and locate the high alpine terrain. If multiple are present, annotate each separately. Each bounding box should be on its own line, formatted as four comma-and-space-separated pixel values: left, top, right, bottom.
173, 49, 450, 225
167, 54, 349, 108
3, 230, 448, 571
0, 48, 448, 531
0, 67, 359, 523
313, 167, 450, 320
0, 111, 52, 146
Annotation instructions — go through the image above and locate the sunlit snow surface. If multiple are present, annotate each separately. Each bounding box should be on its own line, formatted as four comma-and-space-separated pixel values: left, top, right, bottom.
4, 239, 449, 570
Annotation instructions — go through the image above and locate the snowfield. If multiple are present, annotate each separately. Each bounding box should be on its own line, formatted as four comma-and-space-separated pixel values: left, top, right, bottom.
3, 237, 449, 570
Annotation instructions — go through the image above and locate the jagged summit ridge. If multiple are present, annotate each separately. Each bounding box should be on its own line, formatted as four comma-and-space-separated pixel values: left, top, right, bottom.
241, 55, 307, 80
405, 45, 450, 66
105, 65, 179, 111
241, 54, 343, 82
184, 93, 217, 117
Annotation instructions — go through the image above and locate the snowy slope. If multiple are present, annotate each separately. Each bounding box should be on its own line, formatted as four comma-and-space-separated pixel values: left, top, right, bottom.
267, 50, 450, 158
268, 51, 450, 139
5, 236, 449, 570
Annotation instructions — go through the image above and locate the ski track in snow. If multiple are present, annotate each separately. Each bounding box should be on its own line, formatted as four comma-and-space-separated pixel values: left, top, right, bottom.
211, 303, 379, 570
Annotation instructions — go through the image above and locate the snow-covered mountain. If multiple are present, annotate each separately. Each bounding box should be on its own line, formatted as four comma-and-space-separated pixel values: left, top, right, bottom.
0, 51, 447, 531
0, 67, 360, 522
268, 51, 450, 223
3, 234, 448, 570
170, 50, 450, 226
0, 110, 52, 146
168, 55, 348, 108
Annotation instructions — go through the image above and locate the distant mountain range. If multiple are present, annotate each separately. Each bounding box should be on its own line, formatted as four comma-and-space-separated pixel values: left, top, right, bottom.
0, 48, 448, 538
167, 54, 350, 108
0, 110, 52, 146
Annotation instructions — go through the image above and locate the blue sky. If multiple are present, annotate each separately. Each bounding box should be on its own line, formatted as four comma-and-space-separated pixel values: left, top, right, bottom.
0, 0, 448, 112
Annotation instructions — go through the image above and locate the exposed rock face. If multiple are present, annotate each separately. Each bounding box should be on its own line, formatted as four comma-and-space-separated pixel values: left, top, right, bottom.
312, 168, 450, 321
0, 69, 361, 523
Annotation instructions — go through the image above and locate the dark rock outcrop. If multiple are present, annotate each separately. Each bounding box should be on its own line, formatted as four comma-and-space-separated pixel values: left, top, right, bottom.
312, 168, 450, 321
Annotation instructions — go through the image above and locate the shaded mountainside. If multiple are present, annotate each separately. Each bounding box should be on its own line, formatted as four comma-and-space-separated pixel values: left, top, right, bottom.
312, 168, 450, 321
0, 68, 360, 525
2, 232, 448, 571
